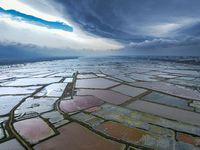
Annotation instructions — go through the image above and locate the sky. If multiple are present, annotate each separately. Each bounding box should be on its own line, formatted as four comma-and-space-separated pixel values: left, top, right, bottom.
0, 0, 200, 57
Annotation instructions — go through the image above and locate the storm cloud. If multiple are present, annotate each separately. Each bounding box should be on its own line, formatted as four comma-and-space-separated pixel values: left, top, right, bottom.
1, 0, 200, 56
54, 0, 200, 41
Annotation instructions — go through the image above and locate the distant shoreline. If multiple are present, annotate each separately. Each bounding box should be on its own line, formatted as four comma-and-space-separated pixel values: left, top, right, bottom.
129, 56, 200, 65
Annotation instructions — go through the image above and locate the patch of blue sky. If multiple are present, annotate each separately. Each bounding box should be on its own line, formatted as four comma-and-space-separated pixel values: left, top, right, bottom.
0, 7, 73, 32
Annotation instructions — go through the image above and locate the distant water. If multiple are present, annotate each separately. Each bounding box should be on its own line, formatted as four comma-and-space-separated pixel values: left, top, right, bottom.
1, 56, 199, 66
0, 57, 79, 66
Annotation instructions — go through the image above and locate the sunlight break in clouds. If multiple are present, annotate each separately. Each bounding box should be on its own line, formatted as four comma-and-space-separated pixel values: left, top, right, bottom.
0, 0, 123, 51
0, 0, 70, 25
0, 14, 123, 50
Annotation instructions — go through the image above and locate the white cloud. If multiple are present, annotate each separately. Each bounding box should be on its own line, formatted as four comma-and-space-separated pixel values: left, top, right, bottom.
142, 23, 180, 37
129, 36, 200, 48
0, 0, 71, 25
0, 14, 123, 50
140, 17, 200, 38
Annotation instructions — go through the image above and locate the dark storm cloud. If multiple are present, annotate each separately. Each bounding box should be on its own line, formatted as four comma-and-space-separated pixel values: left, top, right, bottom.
54, 0, 200, 43
0, 42, 41, 59
0, 42, 80, 65
177, 22, 200, 37
2, 0, 200, 56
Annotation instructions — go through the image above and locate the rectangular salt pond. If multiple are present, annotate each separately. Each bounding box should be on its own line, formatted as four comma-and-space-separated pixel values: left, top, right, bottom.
126, 100, 200, 126
167, 79, 200, 88
63, 78, 73, 82
0, 96, 26, 115
15, 97, 58, 115
77, 74, 97, 79
49, 72, 73, 77
131, 82, 200, 100
0, 86, 41, 95
76, 78, 119, 89
128, 73, 157, 81
35, 83, 67, 97
111, 84, 147, 97
76, 89, 131, 105
163, 70, 200, 76
2, 78, 62, 86
142, 92, 193, 110
156, 75, 177, 79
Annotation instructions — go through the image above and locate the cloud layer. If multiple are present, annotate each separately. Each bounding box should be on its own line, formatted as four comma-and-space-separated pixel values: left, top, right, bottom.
130, 36, 200, 48
0, 0, 123, 53
1, 0, 200, 56
54, 0, 200, 41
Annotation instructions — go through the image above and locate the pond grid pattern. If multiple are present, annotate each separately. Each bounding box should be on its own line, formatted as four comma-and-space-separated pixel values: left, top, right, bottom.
0, 58, 200, 150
